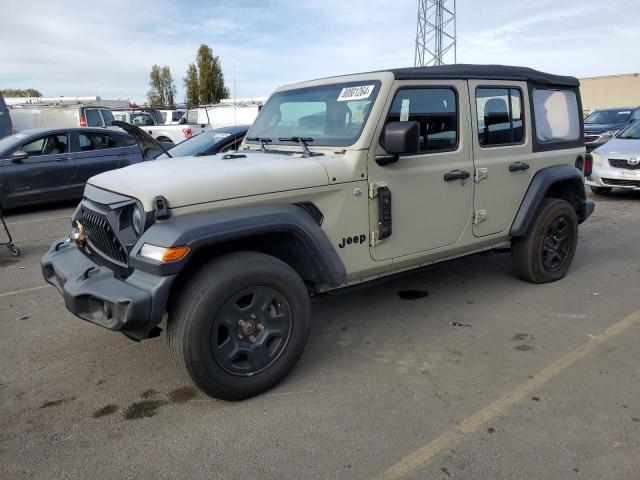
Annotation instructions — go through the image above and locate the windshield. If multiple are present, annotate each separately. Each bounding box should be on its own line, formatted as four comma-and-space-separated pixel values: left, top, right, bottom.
584, 109, 632, 124
619, 120, 640, 140
158, 131, 233, 159
247, 81, 381, 147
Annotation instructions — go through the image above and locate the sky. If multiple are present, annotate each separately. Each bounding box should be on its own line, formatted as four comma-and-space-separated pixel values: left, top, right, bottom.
1, 0, 638, 103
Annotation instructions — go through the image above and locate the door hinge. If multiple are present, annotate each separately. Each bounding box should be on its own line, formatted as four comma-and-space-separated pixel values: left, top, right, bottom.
474, 168, 489, 183
473, 210, 488, 224
370, 231, 380, 247
368, 181, 388, 198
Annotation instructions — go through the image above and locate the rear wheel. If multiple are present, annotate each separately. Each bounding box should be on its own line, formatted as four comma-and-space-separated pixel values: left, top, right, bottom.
511, 198, 578, 283
167, 251, 311, 400
590, 186, 612, 195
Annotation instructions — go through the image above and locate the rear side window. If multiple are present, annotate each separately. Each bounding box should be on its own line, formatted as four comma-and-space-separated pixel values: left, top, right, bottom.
78, 132, 118, 151
532, 89, 580, 143
475, 87, 524, 146
172, 111, 184, 121
100, 109, 114, 126
21, 134, 69, 156
132, 113, 154, 126
385, 88, 458, 153
84, 109, 103, 127
186, 110, 199, 124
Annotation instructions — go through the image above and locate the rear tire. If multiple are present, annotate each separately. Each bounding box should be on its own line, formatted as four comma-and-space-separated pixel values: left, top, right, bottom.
167, 251, 311, 400
511, 198, 578, 284
590, 186, 612, 195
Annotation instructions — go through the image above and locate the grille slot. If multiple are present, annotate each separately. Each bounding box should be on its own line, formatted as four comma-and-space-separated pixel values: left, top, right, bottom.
609, 158, 640, 170
81, 208, 128, 264
602, 178, 640, 188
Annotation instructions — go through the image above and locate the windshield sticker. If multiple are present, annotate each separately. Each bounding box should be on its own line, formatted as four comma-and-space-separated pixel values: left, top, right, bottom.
337, 85, 375, 102
400, 99, 410, 121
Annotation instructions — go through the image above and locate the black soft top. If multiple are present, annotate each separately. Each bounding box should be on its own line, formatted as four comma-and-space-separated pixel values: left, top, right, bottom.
389, 64, 579, 87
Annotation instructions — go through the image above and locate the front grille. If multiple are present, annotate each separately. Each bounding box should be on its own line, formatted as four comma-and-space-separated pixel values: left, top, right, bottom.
602, 178, 640, 188
81, 208, 128, 264
609, 158, 640, 170
584, 134, 600, 143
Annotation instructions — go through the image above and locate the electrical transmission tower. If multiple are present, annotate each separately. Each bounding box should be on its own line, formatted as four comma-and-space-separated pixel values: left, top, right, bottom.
414, 0, 457, 67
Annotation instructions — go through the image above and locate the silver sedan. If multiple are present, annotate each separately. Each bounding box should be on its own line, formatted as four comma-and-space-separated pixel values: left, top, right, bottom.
586, 120, 640, 194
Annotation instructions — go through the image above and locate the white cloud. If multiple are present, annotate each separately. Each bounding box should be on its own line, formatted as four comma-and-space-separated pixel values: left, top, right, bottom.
0, 0, 638, 103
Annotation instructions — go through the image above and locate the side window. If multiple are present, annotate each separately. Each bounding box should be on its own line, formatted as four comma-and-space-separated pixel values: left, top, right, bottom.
385, 88, 457, 153
78, 133, 118, 152
132, 114, 154, 126
113, 113, 127, 122
186, 110, 199, 124
125, 135, 137, 147
21, 134, 69, 156
100, 109, 114, 126
172, 111, 184, 122
532, 89, 580, 143
475, 87, 524, 147
84, 109, 103, 127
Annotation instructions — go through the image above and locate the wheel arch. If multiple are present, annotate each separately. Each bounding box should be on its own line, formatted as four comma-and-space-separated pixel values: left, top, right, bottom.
510, 164, 594, 237
130, 203, 346, 296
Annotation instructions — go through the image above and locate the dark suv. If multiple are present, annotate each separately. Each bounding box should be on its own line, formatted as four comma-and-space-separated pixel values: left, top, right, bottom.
584, 106, 640, 151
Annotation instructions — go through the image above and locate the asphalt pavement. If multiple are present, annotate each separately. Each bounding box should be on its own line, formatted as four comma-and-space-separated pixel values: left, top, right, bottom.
1, 191, 639, 479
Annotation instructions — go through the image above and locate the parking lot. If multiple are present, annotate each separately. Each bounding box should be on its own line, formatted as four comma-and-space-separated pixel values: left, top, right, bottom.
1, 191, 639, 479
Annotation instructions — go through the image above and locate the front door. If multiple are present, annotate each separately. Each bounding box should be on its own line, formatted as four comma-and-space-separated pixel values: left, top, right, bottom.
1, 131, 73, 207
468, 80, 533, 236
368, 80, 473, 261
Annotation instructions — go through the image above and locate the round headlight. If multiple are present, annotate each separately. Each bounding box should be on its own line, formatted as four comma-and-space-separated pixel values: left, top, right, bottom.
133, 205, 144, 235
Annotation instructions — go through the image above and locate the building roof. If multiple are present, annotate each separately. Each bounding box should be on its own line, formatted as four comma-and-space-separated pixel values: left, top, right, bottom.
389, 64, 579, 87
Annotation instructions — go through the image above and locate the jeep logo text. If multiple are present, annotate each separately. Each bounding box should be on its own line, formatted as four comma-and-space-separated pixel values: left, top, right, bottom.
339, 234, 367, 248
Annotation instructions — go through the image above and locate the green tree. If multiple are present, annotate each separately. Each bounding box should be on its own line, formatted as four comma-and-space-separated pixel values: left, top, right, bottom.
195, 44, 229, 105
184, 63, 199, 108
1, 88, 42, 97
146, 65, 176, 107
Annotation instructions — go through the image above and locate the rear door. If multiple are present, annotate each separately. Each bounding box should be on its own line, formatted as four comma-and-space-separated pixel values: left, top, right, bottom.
468, 80, 532, 237
1, 131, 73, 206
71, 130, 124, 190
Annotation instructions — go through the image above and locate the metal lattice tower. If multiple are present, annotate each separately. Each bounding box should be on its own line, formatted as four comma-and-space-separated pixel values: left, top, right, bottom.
414, 0, 457, 67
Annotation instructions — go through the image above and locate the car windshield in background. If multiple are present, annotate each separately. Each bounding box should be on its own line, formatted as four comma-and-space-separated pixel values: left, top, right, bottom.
619, 120, 640, 140
584, 109, 632, 124
159, 131, 232, 158
247, 81, 381, 147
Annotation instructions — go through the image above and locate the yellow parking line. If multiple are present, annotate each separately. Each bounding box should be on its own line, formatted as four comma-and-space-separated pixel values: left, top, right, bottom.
0, 284, 52, 298
374, 308, 640, 480
6, 215, 70, 226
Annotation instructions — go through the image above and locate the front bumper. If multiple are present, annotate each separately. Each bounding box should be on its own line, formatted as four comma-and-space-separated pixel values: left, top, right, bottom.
41, 239, 176, 340
586, 165, 640, 190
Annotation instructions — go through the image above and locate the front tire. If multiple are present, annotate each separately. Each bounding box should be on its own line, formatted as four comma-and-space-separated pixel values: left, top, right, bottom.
590, 186, 612, 195
167, 251, 311, 400
511, 198, 578, 284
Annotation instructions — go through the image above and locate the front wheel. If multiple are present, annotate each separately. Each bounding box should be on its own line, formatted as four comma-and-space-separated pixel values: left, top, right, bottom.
511, 198, 578, 283
167, 251, 311, 400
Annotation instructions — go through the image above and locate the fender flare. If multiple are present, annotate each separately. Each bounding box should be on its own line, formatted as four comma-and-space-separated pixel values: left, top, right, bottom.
129, 203, 347, 287
510, 164, 594, 237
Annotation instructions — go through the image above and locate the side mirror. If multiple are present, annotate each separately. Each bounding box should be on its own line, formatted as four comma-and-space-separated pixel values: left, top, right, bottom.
377, 121, 420, 165
11, 150, 28, 162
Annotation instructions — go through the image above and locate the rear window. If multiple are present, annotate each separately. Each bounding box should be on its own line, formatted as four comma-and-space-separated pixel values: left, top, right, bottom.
84, 109, 103, 127
532, 89, 580, 143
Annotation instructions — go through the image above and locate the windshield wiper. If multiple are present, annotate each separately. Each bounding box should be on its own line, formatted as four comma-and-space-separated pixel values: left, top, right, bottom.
278, 137, 321, 158
246, 136, 272, 153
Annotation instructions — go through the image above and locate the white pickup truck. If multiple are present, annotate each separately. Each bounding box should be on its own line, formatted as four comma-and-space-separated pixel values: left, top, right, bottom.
143, 121, 212, 145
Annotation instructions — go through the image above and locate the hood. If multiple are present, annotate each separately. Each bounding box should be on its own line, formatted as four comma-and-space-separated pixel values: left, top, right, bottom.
584, 122, 626, 134
594, 137, 640, 155
88, 150, 330, 211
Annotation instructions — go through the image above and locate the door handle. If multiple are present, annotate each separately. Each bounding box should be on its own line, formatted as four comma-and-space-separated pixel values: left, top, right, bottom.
444, 170, 471, 181
56, 157, 71, 162
509, 162, 530, 172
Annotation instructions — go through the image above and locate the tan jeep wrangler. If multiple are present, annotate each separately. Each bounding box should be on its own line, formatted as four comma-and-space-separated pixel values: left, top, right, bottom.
42, 65, 594, 400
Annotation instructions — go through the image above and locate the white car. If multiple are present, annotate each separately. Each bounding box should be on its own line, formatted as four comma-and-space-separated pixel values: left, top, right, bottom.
587, 120, 640, 194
